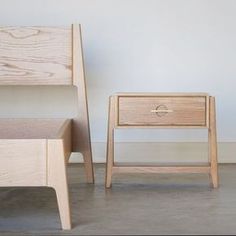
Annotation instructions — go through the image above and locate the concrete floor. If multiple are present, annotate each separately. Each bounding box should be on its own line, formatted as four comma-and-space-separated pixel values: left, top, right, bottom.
0, 164, 236, 235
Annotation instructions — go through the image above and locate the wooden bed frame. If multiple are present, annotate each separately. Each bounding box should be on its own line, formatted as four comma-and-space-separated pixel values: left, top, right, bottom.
0, 24, 94, 229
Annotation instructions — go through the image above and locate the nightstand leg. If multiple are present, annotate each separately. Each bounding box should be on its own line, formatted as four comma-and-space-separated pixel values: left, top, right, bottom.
106, 97, 115, 188
209, 96, 219, 188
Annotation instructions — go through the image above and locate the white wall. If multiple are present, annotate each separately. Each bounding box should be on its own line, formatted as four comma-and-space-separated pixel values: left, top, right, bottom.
0, 0, 236, 148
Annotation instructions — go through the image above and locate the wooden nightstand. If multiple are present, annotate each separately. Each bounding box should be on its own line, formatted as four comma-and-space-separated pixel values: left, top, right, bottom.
105, 93, 218, 188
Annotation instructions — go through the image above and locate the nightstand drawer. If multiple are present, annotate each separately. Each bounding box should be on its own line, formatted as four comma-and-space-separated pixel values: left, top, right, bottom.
118, 96, 207, 126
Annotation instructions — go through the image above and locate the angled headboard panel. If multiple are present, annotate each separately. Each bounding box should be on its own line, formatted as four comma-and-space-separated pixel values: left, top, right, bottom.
0, 26, 72, 85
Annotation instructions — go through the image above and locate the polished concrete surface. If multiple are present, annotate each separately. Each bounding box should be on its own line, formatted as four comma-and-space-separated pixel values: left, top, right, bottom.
0, 164, 236, 235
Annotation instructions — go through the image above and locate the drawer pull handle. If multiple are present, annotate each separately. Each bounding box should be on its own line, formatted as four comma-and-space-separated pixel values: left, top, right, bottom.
150, 109, 173, 113
151, 104, 173, 117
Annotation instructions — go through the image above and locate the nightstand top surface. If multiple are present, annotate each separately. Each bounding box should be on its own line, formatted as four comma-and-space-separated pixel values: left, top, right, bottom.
114, 92, 209, 97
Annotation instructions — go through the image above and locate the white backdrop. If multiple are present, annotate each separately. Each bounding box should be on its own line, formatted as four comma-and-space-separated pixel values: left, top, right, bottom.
0, 0, 235, 147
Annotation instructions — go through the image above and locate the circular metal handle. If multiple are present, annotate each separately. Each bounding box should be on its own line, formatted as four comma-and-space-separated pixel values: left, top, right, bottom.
150, 104, 173, 117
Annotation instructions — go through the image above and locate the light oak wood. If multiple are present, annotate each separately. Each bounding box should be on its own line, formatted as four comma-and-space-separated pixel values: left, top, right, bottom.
114, 162, 210, 166
115, 125, 208, 129
118, 96, 206, 126
105, 93, 218, 188
0, 119, 71, 188
0, 27, 72, 85
0, 118, 72, 229
72, 24, 94, 183
0, 118, 69, 139
0, 24, 94, 183
56, 119, 72, 162
116, 92, 209, 96
0, 24, 94, 229
0, 139, 46, 186
0, 24, 94, 182
105, 96, 116, 188
206, 95, 210, 128
47, 138, 71, 230
209, 96, 219, 188
113, 166, 210, 174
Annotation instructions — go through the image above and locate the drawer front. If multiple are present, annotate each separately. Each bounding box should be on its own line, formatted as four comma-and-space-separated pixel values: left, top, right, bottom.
118, 96, 207, 126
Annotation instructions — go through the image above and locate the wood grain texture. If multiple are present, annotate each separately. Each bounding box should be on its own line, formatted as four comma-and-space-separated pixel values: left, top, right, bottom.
209, 96, 219, 188
112, 166, 210, 174
0, 24, 94, 183
105, 93, 218, 188
105, 96, 116, 188
56, 119, 72, 162
116, 125, 207, 129
47, 139, 71, 230
0, 139, 46, 186
0, 24, 91, 229
72, 24, 94, 183
116, 92, 209, 97
0, 118, 70, 139
118, 96, 206, 126
206, 96, 210, 128
0, 26, 72, 85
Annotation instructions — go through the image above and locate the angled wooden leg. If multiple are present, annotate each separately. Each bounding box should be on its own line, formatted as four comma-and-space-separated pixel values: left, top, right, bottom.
47, 140, 71, 230
82, 148, 94, 184
106, 96, 116, 188
208, 96, 219, 188
72, 120, 94, 184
